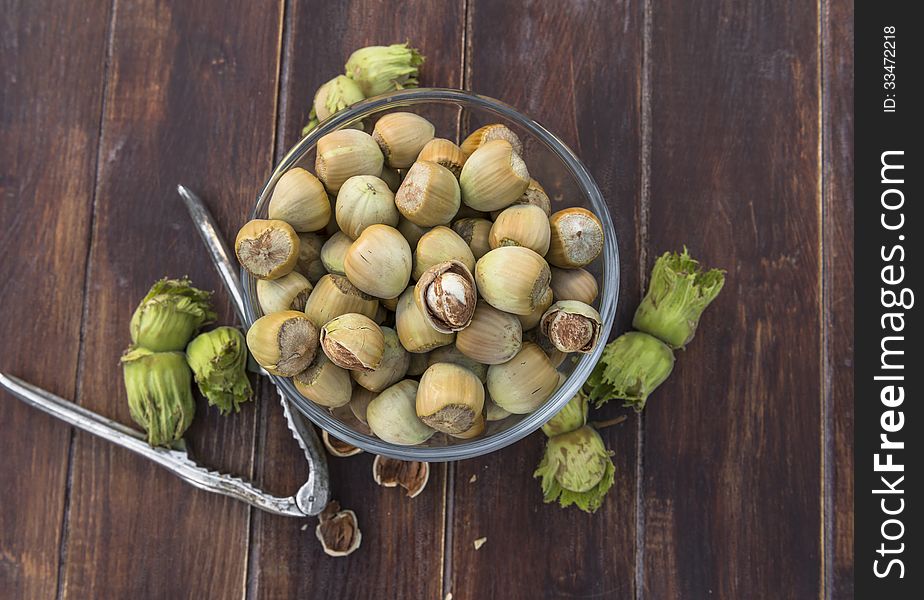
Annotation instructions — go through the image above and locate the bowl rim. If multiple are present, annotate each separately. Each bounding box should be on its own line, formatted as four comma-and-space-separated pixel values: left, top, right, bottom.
244, 88, 620, 461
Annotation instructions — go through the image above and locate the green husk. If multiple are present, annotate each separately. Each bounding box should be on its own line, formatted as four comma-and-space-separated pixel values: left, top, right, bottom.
129, 277, 215, 352
632, 248, 725, 349
584, 332, 675, 411
301, 75, 366, 136
541, 392, 588, 437
186, 327, 253, 415
533, 426, 615, 513
121, 347, 196, 446
344, 43, 424, 97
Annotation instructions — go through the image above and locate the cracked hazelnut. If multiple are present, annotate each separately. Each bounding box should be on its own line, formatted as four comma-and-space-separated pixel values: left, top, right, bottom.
315, 501, 362, 557
372, 455, 430, 498
414, 260, 477, 333
540, 300, 602, 354
322, 430, 363, 457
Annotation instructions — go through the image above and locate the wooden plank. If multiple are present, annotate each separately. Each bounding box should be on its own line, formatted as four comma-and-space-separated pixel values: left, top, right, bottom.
58, 1, 283, 597
448, 2, 644, 598
248, 2, 464, 598
823, 0, 854, 596
0, 1, 111, 598
642, 1, 823, 598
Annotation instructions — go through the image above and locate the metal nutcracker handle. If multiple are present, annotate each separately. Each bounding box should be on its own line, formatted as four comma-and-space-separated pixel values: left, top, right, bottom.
178, 184, 329, 516
0, 373, 306, 516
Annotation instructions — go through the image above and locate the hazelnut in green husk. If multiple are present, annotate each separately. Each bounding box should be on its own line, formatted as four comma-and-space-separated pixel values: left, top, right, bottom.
129, 277, 215, 352
533, 425, 615, 513
584, 332, 675, 411
541, 392, 588, 437
186, 327, 253, 415
632, 248, 725, 349
345, 43, 424, 97
121, 347, 196, 446
302, 75, 365, 136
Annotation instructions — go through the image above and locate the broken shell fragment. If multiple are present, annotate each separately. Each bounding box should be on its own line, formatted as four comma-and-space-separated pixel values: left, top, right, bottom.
366, 380, 436, 445
395, 160, 461, 227
268, 167, 331, 232
540, 300, 603, 354
235, 219, 300, 280
414, 260, 477, 333
416, 362, 485, 434
372, 455, 430, 498
372, 112, 435, 168
320, 313, 385, 371
293, 352, 353, 408
546, 207, 604, 268
460, 123, 523, 156
417, 138, 466, 177
315, 501, 362, 557
246, 310, 318, 377
322, 430, 363, 457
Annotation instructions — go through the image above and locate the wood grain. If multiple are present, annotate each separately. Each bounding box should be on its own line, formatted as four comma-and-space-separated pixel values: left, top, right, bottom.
447, 1, 644, 598
247, 2, 464, 599
823, 0, 854, 596
57, 1, 282, 597
0, 1, 111, 598
0, 1, 857, 597
642, 0, 823, 597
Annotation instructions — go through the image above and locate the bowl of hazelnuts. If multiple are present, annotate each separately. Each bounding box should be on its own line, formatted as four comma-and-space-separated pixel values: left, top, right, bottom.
235, 88, 619, 461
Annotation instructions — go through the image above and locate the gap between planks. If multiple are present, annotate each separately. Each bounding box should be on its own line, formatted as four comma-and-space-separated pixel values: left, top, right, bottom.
55, 1, 119, 598
244, 1, 291, 598
442, 2, 472, 596
635, 0, 654, 598
818, 0, 834, 597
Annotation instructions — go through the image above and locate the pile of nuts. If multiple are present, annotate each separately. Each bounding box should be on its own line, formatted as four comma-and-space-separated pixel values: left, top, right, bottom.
236, 113, 604, 445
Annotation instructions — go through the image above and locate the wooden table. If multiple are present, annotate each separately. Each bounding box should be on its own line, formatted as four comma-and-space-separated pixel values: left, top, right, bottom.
0, 1, 853, 598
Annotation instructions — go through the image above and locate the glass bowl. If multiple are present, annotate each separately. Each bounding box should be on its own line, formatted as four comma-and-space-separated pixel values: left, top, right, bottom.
243, 88, 619, 461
